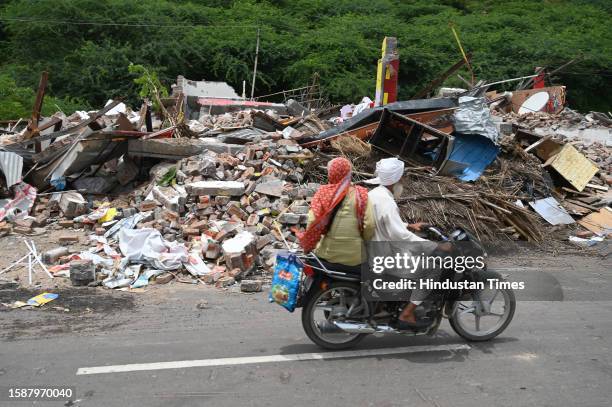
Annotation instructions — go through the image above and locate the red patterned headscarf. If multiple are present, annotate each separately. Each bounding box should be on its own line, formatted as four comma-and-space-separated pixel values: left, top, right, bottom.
298, 157, 368, 253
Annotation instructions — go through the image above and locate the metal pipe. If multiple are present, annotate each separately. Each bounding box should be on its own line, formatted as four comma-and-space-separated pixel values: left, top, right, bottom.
250, 27, 260, 100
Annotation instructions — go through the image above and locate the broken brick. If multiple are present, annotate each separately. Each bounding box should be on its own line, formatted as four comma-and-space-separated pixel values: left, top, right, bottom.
154, 273, 174, 284
216, 276, 235, 288
227, 204, 248, 220
139, 200, 159, 212
59, 235, 80, 243
246, 214, 260, 226
240, 280, 263, 293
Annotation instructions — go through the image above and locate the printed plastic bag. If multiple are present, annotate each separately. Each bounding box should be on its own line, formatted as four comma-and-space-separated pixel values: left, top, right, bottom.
269, 253, 302, 312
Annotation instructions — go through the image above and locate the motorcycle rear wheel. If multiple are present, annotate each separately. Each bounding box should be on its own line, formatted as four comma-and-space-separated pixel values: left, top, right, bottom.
301, 281, 367, 350
449, 270, 516, 342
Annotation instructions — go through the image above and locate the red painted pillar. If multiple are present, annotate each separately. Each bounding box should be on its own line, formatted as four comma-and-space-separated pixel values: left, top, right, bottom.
375, 37, 399, 106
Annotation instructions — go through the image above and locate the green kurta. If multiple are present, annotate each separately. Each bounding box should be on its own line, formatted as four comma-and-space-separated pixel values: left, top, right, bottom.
307, 189, 375, 266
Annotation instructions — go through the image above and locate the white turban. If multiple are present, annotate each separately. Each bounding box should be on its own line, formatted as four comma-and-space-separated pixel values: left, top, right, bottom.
365, 158, 404, 186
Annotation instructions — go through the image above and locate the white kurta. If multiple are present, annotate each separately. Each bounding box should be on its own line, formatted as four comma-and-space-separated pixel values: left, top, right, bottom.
368, 185, 427, 242
368, 185, 438, 305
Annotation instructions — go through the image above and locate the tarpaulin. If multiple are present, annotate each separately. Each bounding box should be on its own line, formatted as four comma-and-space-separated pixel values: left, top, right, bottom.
453, 96, 500, 144
0, 182, 37, 222
438, 134, 499, 181
104, 211, 150, 238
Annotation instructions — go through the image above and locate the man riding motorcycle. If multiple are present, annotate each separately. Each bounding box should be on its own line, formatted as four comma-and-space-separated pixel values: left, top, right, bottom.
365, 157, 452, 330
291, 158, 515, 349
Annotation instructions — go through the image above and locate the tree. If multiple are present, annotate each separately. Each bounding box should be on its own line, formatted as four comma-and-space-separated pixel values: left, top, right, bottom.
0, 0, 610, 117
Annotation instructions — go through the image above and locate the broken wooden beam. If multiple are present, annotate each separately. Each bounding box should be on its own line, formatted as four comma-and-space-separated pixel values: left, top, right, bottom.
23, 71, 49, 142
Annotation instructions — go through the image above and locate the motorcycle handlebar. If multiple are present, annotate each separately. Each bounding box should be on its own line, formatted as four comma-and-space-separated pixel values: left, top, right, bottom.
427, 226, 450, 241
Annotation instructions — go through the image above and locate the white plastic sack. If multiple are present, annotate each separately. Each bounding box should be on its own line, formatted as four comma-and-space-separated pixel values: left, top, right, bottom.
76, 251, 114, 269
353, 97, 373, 116
340, 104, 354, 120
569, 236, 604, 247
184, 250, 212, 277
222, 231, 255, 254
118, 228, 187, 270
105, 211, 149, 238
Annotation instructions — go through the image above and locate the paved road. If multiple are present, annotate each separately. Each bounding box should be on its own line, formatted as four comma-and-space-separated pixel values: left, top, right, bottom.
1, 252, 611, 407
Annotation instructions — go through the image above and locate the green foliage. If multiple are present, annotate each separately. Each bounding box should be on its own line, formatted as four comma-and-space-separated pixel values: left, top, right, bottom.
0, 0, 610, 115
128, 63, 169, 110
0, 73, 86, 120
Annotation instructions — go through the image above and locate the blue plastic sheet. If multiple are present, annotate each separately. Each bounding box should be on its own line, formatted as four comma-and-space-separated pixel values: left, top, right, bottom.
443, 134, 499, 181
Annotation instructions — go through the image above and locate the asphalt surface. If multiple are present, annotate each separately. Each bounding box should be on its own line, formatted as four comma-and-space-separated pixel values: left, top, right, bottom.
1, 251, 611, 407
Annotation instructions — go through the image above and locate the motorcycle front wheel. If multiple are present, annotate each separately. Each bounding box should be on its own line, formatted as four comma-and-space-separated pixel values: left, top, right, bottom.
449, 270, 516, 342
301, 281, 367, 350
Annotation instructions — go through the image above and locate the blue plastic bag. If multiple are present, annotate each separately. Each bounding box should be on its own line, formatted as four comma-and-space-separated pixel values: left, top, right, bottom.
269, 253, 302, 312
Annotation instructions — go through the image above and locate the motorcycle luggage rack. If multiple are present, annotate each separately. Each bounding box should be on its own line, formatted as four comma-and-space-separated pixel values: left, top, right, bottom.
273, 225, 359, 282
297, 253, 361, 282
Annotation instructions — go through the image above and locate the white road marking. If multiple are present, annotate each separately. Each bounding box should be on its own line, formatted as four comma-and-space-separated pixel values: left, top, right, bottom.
76, 344, 470, 375
492, 267, 539, 272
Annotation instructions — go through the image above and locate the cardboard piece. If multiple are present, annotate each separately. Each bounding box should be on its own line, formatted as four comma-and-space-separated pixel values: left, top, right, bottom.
578, 207, 612, 235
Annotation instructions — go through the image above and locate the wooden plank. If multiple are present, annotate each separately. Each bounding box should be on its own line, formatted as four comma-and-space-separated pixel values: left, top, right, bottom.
412, 53, 472, 99
299, 122, 378, 147
561, 201, 591, 216
26, 72, 48, 132
23, 71, 49, 141
564, 199, 599, 211
534, 138, 563, 161
586, 183, 609, 192
524, 135, 552, 153
405, 108, 456, 134
510, 85, 566, 114
14, 100, 122, 147
561, 187, 596, 197
543, 144, 599, 192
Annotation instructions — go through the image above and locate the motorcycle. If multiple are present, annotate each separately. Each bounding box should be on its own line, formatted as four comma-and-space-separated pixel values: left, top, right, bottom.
294, 227, 516, 350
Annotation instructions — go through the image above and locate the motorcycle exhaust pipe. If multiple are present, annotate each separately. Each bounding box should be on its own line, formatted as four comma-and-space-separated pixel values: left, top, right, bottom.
318, 321, 375, 334
333, 321, 376, 334
320, 321, 429, 335
317, 321, 345, 334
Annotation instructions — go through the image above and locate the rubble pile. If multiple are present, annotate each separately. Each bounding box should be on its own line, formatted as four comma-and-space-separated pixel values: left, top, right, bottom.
0, 98, 329, 291
28, 137, 318, 291
396, 154, 549, 242
0, 73, 610, 295
498, 109, 612, 132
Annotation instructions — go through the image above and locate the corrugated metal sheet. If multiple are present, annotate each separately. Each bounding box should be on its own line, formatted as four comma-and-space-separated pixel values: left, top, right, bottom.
0, 151, 24, 187
529, 197, 575, 225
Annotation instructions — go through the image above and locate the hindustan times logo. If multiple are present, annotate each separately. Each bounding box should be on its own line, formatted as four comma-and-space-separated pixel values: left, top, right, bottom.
371, 278, 525, 291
